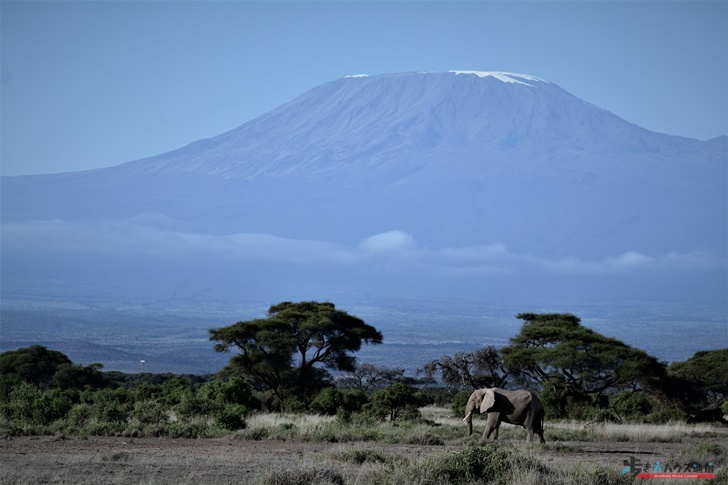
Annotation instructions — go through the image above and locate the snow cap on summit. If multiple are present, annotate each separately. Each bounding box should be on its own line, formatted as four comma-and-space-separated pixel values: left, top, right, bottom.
449, 70, 546, 86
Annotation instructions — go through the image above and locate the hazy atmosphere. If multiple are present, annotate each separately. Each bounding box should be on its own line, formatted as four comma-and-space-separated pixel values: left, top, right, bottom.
1, 4, 728, 483
1, 1, 727, 377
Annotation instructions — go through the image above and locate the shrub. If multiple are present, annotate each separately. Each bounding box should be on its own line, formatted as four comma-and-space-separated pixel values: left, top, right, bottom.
168, 422, 215, 439
646, 407, 689, 424
282, 395, 308, 413
256, 467, 345, 485
310, 387, 344, 415
424, 445, 513, 484
214, 404, 248, 430
66, 404, 92, 427
159, 376, 194, 406
399, 404, 423, 422
451, 389, 471, 417
406, 430, 445, 446
132, 400, 168, 425
0, 383, 73, 426
329, 448, 392, 465
614, 391, 653, 420
342, 388, 368, 412
234, 427, 269, 441
93, 400, 131, 424
175, 392, 215, 419
199, 377, 258, 410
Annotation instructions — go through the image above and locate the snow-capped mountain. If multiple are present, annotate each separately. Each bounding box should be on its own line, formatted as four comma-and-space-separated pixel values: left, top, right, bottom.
2, 71, 726, 308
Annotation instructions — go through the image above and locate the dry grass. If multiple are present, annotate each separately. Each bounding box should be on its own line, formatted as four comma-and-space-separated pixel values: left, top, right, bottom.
548, 420, 724, 443
3, 408, 727, 485
247, 412, 337, 430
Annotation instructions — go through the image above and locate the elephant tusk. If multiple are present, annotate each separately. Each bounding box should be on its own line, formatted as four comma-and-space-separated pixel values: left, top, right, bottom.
463, 411, 473, 422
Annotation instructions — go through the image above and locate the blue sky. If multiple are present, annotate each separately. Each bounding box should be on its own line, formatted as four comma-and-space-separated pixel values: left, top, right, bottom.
2, 0, 726, 176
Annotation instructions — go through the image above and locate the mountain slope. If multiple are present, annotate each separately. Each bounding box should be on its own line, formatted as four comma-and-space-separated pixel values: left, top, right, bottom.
1, 71, 726, 307
78, 71, 721, 180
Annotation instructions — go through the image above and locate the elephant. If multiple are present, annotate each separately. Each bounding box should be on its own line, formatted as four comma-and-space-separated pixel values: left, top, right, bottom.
463, 388, 545, 443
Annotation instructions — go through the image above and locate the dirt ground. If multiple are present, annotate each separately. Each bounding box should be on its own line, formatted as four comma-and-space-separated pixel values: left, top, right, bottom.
1, 433, 723, 485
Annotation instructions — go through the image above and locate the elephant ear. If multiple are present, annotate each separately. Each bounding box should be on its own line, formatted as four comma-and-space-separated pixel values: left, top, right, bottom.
480, 389, 496, 413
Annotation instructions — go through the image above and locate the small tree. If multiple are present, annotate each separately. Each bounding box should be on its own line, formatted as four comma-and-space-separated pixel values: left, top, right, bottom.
367, 382, 422, 422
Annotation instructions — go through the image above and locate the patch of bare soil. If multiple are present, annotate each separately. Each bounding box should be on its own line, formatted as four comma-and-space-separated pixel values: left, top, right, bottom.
0, 434, 724, 484
0, 435, 456, 484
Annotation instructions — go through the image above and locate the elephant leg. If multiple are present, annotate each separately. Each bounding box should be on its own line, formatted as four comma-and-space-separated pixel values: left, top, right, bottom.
524, 413, 544, 444
483, 413, 500, 440
526, 415, 546, 444
532, 415, 545, 444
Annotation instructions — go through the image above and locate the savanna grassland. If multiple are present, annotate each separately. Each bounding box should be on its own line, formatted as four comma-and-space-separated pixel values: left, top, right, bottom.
2, 409, 727, 485
2, 308, 727, 484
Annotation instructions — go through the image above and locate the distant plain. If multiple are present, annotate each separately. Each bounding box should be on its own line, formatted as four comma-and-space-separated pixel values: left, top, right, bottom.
1, 296, 724, 375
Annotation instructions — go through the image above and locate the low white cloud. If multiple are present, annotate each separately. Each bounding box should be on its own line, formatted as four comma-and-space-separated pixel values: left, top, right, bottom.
607, 251, 654, 269
2, 220, 724, 276
360, 230, 414, 253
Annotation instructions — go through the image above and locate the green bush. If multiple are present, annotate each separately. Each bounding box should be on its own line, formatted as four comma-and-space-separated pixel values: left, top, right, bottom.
159, 376, 194, 406
199, 377, 257, 409
310, 387, 344, 415
646, 407, 689, 424
613, 391, 653, 420
66, 404, 92, 427
341, 388, 368, 412
281, 395, 309, 413
214, 404, 248, 430
451, 389, 471, 417
424, 445, 513, 484
132, 400, 169, 425
168, 422, 215, 439
85, 421, 125, 436
0, 382, 73, 426
175, 392, 215, 419
399, 404, 423, 422
96, 402, 131, 424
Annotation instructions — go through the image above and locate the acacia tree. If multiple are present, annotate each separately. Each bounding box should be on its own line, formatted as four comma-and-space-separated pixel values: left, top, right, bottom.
420, 346, 509, 391
0, 345, 72, 388
209, 301, 383, 404
669, 348, 728, 413
501, 313, 666, 417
